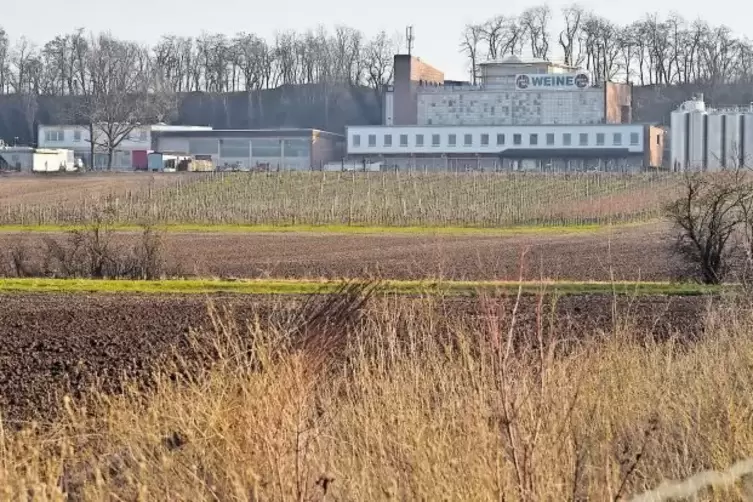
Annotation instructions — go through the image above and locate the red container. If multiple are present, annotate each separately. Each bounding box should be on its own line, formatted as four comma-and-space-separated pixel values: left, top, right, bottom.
132, 150, 148, 170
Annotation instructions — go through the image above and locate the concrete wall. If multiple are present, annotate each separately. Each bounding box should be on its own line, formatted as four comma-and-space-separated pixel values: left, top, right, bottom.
417, 87, 605, 126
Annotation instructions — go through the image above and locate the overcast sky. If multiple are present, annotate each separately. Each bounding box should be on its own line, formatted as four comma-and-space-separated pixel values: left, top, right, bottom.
3, 0, 750, 81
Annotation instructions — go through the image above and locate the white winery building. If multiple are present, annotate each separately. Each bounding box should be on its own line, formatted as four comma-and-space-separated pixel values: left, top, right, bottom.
346, 123, 665, 172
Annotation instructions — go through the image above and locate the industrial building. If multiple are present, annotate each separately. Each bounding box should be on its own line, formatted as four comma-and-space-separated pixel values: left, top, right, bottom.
37, 124, 212, 170
0, 144, 76, 172
151, 129, 345, 171
346, 124, 664, 172
670, 95, 753, 171
385, 54, 632, 127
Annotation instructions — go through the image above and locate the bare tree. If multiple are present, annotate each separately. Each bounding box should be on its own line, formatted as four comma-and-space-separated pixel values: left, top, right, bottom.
0, 27, 8, 94
363, 31, 396, 109
521, 5, 552, 60
559, 5, 585, 67
460, 24, 483, 84
81, 33, 170, 170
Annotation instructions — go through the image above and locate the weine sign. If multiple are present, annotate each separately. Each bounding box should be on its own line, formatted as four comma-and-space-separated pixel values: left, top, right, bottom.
515, 73, 590, 91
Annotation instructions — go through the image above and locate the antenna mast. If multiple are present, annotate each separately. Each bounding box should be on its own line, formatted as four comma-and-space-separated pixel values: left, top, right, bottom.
406, 26, 414, 55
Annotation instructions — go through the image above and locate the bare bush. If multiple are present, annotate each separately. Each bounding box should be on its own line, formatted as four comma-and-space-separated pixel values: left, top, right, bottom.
665, 171, 745, 284
0, 210, 172, 280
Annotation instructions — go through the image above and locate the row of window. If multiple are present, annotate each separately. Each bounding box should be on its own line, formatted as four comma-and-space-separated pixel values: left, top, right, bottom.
43, 129, 148, 143
352, 131, 642, 148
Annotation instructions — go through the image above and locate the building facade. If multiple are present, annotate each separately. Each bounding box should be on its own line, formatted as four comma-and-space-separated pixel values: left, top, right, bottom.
346, 124, 664, 172
385, 55, 632, 128
37, 124, 212, 170
152, 129, 345, 171
670, 95, 753, 171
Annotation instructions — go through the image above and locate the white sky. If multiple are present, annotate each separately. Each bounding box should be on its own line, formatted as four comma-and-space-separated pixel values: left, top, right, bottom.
3, 0, 751, 81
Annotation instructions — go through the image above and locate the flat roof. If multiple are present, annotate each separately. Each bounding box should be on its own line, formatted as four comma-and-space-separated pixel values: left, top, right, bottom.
153, 128, 344, 140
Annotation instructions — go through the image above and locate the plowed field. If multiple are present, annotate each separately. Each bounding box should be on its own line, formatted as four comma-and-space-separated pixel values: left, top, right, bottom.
0, 292, 708, 423
0, 223, 676, 281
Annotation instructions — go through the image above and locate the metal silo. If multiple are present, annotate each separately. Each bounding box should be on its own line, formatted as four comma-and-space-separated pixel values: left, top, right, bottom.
724, 113, 742, 168
688, 110, 706, 170
744, 112, 753, 168
670, 108, 687, 170
706, 112, 723, 170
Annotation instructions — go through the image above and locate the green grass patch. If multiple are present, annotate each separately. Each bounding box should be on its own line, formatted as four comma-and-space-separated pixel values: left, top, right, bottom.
0, 220, 654, 236
0, 278, 721, 296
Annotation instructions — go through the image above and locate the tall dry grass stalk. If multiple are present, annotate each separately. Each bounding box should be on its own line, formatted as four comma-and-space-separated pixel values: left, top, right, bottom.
2, 293, 753, 500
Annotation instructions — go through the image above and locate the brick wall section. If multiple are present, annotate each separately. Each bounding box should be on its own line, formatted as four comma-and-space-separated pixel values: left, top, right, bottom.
605, 82, 633, 124
393, 55, 444, 125
643, 125, 665, 167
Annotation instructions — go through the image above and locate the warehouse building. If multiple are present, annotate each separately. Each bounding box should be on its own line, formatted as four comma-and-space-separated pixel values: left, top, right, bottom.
37, 124, 212, 170
152, 128, 345, 171
346, 124, 664, 172
385, 54, 632, 127
670, 94, 753, 171
0, 144, 76, 172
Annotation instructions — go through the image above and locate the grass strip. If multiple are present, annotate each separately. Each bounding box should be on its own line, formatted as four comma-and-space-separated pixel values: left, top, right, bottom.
0, 278, 721, 296
0, 221, 654, 236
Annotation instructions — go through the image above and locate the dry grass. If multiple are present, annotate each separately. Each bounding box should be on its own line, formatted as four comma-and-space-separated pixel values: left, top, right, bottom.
2, 290, 753, 500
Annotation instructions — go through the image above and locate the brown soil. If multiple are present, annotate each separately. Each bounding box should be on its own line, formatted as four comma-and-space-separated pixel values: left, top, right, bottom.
0, 223, 678, 281
0, 292, 708, 423
0, 172, 190, 206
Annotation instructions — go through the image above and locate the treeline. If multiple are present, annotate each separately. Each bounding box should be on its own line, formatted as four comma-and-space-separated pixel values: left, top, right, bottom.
461, 5, 753, 87
0, 27, 397, 96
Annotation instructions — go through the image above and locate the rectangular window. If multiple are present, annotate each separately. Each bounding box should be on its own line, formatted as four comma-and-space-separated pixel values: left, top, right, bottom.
384, 134, 392, 147
139, 129, 148, 141
45, 130, 64, 142
368, 134, 376, 147
596, 133, 605, 146
529, 134, 538, 146
416, 134, 424, 147
613, 133, 622, 146
563, 133, 572, 146
464, 134, 472, 146
399, 134, 408, 147
432, 134, 440, 147
579, 133, 588, 146
352, 135, 360, 147
250, 138, 281, 157
546, 133, 555, 146
73, 130, 81, 142
513, 134, 522, 146
496, 134, 505, 146
220, 139, 250, 158
630, 132, 640, 145
481, 134, 489, 146
188, 138, 219, 155
283, 139, 310, 157
448, 134, 456, 146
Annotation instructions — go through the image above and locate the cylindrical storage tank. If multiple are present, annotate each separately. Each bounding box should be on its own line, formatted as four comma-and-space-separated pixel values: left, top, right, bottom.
724, 113, 742, 168
706, 113, 723, 171
670, 110, 687, 170
688, 111, 706, 170
744, 113, 753, 168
